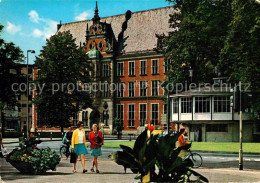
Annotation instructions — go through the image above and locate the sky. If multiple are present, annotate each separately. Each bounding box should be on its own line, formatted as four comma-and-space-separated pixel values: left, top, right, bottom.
0, 0, 171, 64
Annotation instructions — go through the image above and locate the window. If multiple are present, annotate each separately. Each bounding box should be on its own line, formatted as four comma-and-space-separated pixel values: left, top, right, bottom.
128, 82, 135, 97
140, 60, 147, 75
206, 124, 228, 132
140, 81, 147, 97
117, 83, 124, 97
116, 104, 124, 125
152, 80, 159, 96
195, 97, 210, 113
117, 62, 124, 76
82, 111, 88, 126
152, 59, 159, 74
164, 59, 171, 73
128, 104, 135, 127
173, 98, 179, 113
151, 104, 159, 125
129, 61, 135, 76
181, 97, 192, 113
103, 64, 109, 77
214, 96, 230, 113
140, 104, 146, 126
103, 82, 109, 97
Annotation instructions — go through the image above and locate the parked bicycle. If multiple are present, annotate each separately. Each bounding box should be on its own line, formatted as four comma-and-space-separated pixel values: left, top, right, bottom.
60, 143, 71, 159
184, 149, 203, 168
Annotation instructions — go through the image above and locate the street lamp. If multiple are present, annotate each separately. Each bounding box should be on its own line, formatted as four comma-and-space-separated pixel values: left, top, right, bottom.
27, 50, 35, 137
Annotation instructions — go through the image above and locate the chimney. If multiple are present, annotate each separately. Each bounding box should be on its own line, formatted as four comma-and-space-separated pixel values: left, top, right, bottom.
57, 20, 62, 31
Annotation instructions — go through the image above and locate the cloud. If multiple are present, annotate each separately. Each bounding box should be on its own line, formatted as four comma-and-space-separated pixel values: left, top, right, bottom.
32, 29, 43, 37
28, 10, 41, 23
75, 10, 92, 21
29, 10, 58, 40
6, 21, 21, 34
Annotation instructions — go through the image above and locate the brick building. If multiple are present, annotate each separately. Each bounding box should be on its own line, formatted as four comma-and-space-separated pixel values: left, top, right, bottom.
33, 3, 175, 134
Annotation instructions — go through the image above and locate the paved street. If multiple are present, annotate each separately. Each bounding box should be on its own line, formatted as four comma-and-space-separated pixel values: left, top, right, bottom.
1, 141, 260, 182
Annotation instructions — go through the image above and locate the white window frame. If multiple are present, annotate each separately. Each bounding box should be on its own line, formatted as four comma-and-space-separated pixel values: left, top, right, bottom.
151, 103, 159, 125
117, 83, 124, 97
151, 80, 159, 96
195, 96, 211, 113
102, 63, 109, 77
140, 60, 147, 75
128, 104, 135, 127
214, 96, 231, 113
116, 104, 124, 125
140, 81, 147, 97
164, 58, 171, 73
128, 82, 135, 97
139, 103, 147, 126
117, 62, 124, 76
128, 61, 135, 76
181, 97, 192, 113
151, 59, 159, 75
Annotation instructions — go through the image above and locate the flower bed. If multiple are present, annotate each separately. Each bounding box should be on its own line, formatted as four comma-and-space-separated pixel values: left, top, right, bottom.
6, 134, 60, 175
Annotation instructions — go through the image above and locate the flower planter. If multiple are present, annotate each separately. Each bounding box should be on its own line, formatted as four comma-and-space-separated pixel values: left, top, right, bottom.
7, 159, 36, 174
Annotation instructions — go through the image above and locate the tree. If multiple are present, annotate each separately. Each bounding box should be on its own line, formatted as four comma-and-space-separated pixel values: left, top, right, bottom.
0, 24, 24, 133
159, 0, 232, 89
34, 31, 92, 132
219, 0, 260, 120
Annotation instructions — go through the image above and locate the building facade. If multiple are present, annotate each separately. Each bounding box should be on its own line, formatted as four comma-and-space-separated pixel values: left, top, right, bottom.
33, 4, 175, 134
170, 81, 259, 142
2, 64, 34, 132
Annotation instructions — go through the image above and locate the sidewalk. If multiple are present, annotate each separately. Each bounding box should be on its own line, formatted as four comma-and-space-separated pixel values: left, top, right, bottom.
1, 157, 260, 183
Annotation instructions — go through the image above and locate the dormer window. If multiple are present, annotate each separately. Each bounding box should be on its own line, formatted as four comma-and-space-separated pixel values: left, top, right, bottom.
99, 41, 103, 50
89, 42, 93, 50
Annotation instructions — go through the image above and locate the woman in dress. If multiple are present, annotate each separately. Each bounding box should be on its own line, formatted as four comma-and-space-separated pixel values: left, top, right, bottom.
88, 124, 104, 173
71, 122, 88, 173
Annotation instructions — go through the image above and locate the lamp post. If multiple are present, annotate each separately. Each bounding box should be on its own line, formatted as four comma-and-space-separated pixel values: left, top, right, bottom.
27, 50, 35, 137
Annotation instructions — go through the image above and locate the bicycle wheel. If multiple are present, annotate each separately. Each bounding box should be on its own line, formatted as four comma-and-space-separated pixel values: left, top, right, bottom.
189, 153, 203, 168
60, 146, 67, 158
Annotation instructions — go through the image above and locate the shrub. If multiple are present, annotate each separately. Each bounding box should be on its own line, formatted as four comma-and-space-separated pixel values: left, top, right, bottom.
109, 129, 208, 182
7, 134, 60, 175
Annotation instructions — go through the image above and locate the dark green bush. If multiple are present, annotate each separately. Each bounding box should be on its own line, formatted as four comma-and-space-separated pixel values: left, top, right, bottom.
109, 129, 208, 182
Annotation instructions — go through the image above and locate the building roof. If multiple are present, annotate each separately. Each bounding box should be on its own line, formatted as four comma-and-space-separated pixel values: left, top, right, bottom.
58, 6, 176, 54
170, 86, 232, 98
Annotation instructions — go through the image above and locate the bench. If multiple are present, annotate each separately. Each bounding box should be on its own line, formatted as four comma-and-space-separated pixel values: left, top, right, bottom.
128, 133, 136, 141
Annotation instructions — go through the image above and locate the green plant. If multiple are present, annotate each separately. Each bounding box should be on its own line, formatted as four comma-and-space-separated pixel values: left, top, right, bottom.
7, 135, 60, 175
114, 118, 123, 134
30, 148, 60, 174
109, 129, 208, 182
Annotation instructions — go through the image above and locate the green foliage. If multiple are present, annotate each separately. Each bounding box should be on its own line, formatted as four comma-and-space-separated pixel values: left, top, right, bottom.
114, 117, 123, 133
7, 136, 60, 175
109, 130, 208, 182
30, 148, 60, 174
34, 31, 92, 130
0, 23, 25, 131
219, 0, 260, 120
160, 0, 232, 86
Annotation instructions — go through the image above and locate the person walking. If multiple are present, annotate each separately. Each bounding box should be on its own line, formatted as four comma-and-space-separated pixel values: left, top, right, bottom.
71, 122, 88, 173
62, 127, 73, 157
88, 124, 104, 173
